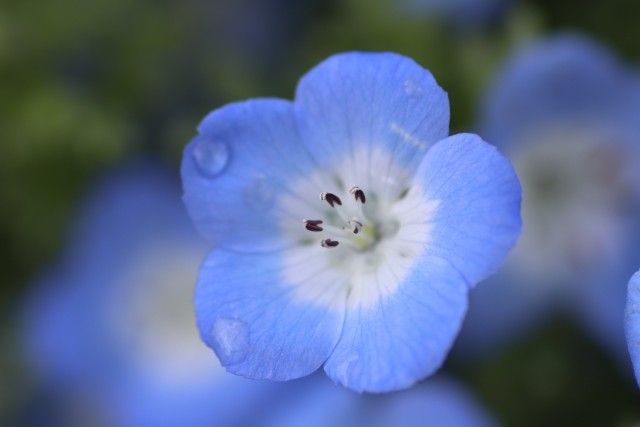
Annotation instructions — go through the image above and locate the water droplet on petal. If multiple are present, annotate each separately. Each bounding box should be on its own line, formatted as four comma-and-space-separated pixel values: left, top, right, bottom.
192, 136, 229, 177
333, 354, 359, 384
210, 317, 249, 365
403, 79, 424, 96
244, 175, 275, 211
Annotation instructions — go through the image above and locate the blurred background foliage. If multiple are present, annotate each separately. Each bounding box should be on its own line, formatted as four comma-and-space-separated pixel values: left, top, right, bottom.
1, 0, 640, 425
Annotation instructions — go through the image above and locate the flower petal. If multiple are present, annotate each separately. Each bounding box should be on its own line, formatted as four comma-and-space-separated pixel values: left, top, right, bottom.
482, 34, 640, 149
625, 269, 640, 386
323, 133, 520, 392
295, 52, 450, 190
323, 256, 468, 392
415, 133, 522, 286
195, 249, 347, 381
182, 99, 321, 251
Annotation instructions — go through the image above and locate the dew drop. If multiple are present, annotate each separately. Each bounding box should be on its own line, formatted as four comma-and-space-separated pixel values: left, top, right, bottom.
333, 354, 359, 384
210, 317, 249, 365
243, 175, 275, 211
192, 136, 229, 178
403, 79, 424, 96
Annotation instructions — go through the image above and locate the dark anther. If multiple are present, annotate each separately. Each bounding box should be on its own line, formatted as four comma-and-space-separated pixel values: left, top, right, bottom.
350, 186, 366, 204
350, 220, 363, 234
321, 238, 340, 248
304, 219, 323, 232
320, 192, 342, 207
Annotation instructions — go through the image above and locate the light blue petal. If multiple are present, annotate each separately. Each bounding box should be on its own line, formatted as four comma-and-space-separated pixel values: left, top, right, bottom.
295, 52, 450, 174
324, 257, 468, 392
195, 249, 346, 381
182, 99, 318, 251
482, 33, 640, 149
323, 133, 520, 392
625, 269, 640, 386
417, 133, 522, 286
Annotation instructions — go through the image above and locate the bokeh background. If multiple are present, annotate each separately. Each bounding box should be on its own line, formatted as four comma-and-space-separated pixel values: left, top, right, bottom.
2, 0, 640, 425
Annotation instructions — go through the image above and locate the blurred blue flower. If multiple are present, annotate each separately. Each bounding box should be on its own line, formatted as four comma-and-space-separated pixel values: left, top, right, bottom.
405, 0, 514, 28
23, 164, 275, 427
459, 34, 640, 358
182, 52, 522, 392
266, 376, 496, 427
626, 269, 640, 386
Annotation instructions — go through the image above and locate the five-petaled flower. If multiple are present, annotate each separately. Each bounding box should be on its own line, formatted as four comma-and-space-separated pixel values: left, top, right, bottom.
182, 52, 522, 392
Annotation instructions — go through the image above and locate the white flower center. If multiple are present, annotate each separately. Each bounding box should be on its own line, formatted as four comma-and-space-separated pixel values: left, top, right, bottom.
279, 146, 439, 309
509, 125, 639, 283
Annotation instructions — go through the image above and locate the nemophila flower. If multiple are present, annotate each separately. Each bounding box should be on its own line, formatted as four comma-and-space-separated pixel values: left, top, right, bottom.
23, 164, 276, 427
265, 376, 496, 427
182, 52, 522, 392
625, 269, 640, 386
459, 34, 640, 358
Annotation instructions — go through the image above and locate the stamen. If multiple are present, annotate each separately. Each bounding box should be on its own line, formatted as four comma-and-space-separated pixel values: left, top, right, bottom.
320, 192, 342, 207
321, 238, 340, 248
310, 187, 371, 246
303, 219, 324, 232
350, 186, 366, 204
349, 219, 363, 234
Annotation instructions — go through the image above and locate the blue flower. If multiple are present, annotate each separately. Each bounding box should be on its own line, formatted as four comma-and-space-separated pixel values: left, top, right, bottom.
625, 269, 640, 386
182, 52, 522, 392
459, 34, 640, 358
265, 375, 496, 427
23, 164, 275, 427
404, 0, 514, 28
